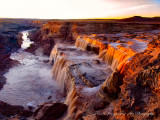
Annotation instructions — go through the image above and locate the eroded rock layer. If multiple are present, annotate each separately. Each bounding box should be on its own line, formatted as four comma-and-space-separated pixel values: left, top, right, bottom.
9, 20, 160, 120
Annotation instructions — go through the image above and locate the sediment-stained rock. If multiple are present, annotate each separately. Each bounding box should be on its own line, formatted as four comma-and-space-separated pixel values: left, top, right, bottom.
62, 34, 160, 120
105, 39, 160, 120
50, 44, 112, 94
75, 35, 107, 54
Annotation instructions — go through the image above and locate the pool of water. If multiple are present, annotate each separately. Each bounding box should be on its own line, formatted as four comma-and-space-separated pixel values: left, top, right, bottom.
0, 30, 63, 107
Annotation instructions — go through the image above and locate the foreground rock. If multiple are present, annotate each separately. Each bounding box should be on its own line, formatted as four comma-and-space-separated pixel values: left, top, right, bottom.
0, 101, 32, 119
33, 103, 67, 120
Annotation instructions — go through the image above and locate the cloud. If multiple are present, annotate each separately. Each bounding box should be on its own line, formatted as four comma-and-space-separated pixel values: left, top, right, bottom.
104, 4, 154, 17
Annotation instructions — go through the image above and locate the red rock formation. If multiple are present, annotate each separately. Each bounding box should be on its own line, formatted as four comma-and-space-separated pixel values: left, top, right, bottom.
107, 39, 160, 120
25, 20, 160, 120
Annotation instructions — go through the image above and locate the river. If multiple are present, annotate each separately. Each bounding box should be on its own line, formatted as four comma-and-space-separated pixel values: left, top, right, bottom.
0, 30, 63, 108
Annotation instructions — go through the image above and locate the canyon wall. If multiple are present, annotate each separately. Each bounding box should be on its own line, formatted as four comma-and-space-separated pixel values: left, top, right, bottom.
25, 20, 160, 119
28, 21, 160, 56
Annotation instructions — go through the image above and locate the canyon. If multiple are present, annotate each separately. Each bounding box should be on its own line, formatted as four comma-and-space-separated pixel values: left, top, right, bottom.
0, 18, 160, 120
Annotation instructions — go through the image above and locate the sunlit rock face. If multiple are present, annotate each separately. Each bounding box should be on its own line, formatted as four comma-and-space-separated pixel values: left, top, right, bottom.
108, 40, 160, 120
74, 31, 151, 74
28, 21, 160, 56
75, 35, 107, 54
123, 39, 160, 92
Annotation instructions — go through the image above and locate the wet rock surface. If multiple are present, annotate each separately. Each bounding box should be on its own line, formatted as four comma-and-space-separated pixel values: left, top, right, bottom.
50, 44, 112, 93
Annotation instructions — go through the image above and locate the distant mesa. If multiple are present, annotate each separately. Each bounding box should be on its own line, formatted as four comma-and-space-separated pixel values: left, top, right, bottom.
118, 16, 160, 22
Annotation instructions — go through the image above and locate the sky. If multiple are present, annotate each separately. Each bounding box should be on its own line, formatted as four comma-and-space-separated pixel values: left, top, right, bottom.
0, 0, 160, 19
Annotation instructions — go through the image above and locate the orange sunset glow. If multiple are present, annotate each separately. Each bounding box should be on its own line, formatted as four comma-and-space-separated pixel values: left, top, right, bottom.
0, 0, 160, 19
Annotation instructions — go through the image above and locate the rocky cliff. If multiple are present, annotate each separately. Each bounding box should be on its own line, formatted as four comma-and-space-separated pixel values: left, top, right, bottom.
102, 39, 160, 120
28, 20, 160, 56
1, 19, 160, 120
26, 20, 160, 120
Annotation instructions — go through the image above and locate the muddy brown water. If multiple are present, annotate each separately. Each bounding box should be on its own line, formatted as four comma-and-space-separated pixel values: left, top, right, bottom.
0, 30, 63, 108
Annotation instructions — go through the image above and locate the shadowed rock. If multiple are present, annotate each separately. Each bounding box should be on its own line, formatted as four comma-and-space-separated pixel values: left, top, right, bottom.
34, 103, 68, 120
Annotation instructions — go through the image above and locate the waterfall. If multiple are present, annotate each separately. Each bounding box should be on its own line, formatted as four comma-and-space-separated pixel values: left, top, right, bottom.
97, 45, 135, 102
75, 36, 107, 54
75, 35, 135, 73
75, 38, 89, 51
50, 45, 75, 94
64, 87, 80, 120
99, 46, 134, 73
49, 39, 135, 117
52, 57, 68, 92
49, 45, 60, 64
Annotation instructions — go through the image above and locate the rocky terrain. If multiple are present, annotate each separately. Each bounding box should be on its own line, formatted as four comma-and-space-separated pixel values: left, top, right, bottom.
24, 20, 160, 120
0, 18, 160, 120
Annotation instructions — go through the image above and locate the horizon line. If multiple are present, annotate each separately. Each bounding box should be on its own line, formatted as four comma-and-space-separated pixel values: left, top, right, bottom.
0, 15, 160, 20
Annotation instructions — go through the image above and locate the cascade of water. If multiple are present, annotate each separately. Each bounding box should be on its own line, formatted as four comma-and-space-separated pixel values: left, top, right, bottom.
99, 46, 132, 73
97, 46, 134, 103
49, 44, 59, 64
50, 45, 75, 93
52, 57, 71, 93
75, 39, 89, 51
75, 37, 107, 53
